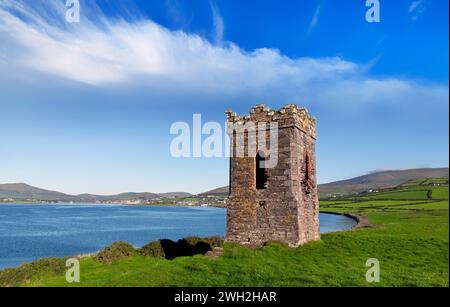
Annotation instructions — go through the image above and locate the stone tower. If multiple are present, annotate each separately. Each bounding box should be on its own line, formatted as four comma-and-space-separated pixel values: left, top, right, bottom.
225, 104, 320, 247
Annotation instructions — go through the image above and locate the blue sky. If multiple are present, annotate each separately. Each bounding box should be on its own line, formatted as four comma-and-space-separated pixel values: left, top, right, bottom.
0, 0, 448, 195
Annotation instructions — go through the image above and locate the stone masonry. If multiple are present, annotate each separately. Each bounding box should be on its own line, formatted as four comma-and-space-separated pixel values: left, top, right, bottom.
225, 104, 320, 247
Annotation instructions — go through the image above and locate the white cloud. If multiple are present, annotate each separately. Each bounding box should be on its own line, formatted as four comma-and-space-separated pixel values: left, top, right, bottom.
408, 0, 425, 20
164, 0, 186, 28
209, 0, 224, 44
408, 0, 423, 13
0, 0, 447, 109
0, 0, 359, 89
308, 4, 322, 33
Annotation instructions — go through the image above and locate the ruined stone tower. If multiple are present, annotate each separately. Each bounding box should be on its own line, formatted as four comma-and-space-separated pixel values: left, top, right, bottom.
225, 104, 320, 247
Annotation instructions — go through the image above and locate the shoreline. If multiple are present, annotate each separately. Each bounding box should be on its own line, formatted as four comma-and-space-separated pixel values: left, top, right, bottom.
319, 211, 371, 230
0, 202, 226, 209
345, 213, 371, 229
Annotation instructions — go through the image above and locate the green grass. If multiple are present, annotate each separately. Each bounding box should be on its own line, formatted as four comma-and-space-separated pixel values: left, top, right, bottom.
0, 179, 448, 287
320, 200, 431, 214
390, 201, 449, 210
400, 178, 449, 187
322, 200, 424, 208
360, 186, 448, 200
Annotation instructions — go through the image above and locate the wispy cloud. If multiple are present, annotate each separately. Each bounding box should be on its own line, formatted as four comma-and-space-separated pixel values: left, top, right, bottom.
0, 0, 447, 111
408, 0, 425, 20
308, 4, 322, 33
0, 0, 358, 88
164, 0, 190, 29
408, 0, 423, 13
209, 0, 224, 44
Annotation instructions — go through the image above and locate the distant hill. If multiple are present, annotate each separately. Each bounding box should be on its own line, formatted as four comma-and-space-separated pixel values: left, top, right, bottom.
197, 186, 229, 197
199, 168, 449, 198
0, 183, 191, 202
0, 183, 77, 201
319, 168, 449, 197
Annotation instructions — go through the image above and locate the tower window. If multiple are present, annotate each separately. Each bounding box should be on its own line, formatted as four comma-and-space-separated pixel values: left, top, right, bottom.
303, 151, 316, 194
305, 153, 311, 182
256, 152, 269, 190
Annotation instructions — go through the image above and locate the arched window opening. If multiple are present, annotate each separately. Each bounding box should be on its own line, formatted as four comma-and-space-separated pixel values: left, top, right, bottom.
305, 153, 311, 182
303, 151, 315, 194
256, 152, 269, 190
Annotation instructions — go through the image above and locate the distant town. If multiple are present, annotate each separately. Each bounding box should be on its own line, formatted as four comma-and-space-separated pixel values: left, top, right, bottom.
0, 194, 228, 208
97, 195, 227, 207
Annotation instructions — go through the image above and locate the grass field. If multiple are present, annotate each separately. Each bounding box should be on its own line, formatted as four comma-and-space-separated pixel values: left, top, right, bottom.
364, 188, 447, 200
0, 179, 448, 287
357, 185, 448, 200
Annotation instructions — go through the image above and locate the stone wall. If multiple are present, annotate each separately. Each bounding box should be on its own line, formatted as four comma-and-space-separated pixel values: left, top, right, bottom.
226, 104, 320, 247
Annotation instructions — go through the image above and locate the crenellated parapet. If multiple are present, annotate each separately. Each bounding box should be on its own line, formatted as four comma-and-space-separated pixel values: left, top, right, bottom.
226, 104, 317, 139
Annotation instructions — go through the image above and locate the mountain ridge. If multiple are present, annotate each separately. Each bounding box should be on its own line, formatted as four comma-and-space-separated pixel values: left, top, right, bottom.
1, 167, 448, 202
318, 167, 449, 196
0, 183, 192, 202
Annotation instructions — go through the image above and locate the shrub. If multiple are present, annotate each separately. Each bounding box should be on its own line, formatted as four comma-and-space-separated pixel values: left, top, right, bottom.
139, 237, 225, 260
182, 236, 204, 246
204, 236, 224, 248
0, 257, 67, 287
139, 240, 165, 258
95, 241, 136, 264
183, 236, 224, 248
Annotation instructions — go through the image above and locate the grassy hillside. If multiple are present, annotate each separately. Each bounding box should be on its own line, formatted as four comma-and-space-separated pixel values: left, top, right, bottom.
0, 183, 190, 202
0, 183, 77, 201
197, 186, 229, 197
319, 168, 448, 197
1, 179, 448, 287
